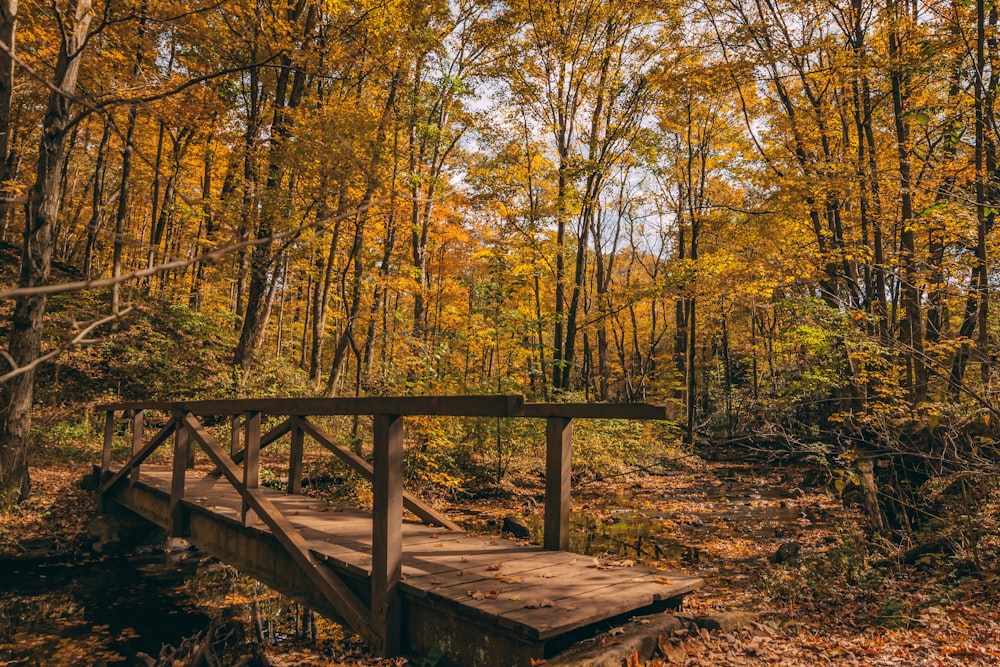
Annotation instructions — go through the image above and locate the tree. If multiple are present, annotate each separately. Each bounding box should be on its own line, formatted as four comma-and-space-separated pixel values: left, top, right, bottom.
0, 0, 92, 506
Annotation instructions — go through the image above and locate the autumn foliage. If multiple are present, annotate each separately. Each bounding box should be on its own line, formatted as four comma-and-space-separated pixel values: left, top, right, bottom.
0, 0, 995, 538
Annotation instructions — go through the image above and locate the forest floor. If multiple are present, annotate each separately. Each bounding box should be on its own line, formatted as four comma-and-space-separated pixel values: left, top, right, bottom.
0, 457, 998, 666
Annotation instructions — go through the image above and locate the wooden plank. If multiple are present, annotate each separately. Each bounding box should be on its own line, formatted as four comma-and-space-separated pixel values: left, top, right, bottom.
298, 418, 460, 531
402, 550, 580, 600
181, 413, 376, 645
101, 396, 677, 420
544, 417, 572, 550
130, 411, 144, 487
521, 402, 673, 420
288, 418, 304, 494
242, 412, 260, 528
230, 414, 242, 457
102, 395, 526, 417
371, 413, 403, 657
497, 574, 703, 640
101, 410, 115, 473
169, 418, 190, 538
230, 416, 294, 465
100, 418, 176, 494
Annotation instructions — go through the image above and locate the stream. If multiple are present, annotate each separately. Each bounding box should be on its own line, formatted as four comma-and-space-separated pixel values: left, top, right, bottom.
0, 549, 212, 665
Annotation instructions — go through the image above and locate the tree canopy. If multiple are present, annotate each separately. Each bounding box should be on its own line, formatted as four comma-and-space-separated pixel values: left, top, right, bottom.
0, 0, 997, 533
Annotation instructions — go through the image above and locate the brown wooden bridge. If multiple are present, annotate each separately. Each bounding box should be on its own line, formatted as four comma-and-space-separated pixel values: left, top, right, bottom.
96, 395, 703, 666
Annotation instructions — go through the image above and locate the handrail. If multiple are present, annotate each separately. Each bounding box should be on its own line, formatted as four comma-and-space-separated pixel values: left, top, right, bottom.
98, 395, 674, 420
297, 417, 460, 531
96, 394, 675, 659
100, 416, 176, 494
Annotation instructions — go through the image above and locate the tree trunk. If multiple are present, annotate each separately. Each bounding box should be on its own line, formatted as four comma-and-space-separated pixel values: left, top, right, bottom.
0, 0, 91, 508
324, 72, 400, 395
889, 0, 926, 404
83, 121, 111, 279
0, 0, 16, 195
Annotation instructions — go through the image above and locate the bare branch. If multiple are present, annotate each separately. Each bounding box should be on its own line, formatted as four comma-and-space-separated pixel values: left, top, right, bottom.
0, 190, 381, 301
0, 307, 133, 384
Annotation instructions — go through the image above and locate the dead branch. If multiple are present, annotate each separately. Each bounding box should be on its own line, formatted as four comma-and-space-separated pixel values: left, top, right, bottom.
0, 307, 133, 383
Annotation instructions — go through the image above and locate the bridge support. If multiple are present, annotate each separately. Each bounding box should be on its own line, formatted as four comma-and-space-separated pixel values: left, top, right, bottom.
544, 417, 572, 550
372, 413, 403, 656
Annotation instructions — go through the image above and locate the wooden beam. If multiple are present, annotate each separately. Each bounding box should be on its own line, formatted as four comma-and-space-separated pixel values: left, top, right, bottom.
288, 418, 304, 494
169, 416, 190, 538
180, 413, 376, 646
544, 417, 572, 551
207, 416, 294, 478
230, 416, 295, 465
100, 396, 678, 421
101, 410, 115, 475
101, 395, 526, 417
371, 413, 403, 657
100, 418, 176, 494
243, 412, 260, 528
522, 402, 673, 420
130, 410, 144, 487
298, 418, 460, 531
230, 414, 242, 457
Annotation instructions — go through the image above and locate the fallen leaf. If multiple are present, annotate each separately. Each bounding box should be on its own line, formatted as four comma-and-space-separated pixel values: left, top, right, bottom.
487, 561, 503, 571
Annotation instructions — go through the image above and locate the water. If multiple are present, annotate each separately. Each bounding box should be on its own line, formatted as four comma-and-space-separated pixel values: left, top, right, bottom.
0, 550, 211, 665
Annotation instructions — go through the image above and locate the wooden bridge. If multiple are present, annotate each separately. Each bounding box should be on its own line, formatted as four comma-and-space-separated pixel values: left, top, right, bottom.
96, 395, 703, 666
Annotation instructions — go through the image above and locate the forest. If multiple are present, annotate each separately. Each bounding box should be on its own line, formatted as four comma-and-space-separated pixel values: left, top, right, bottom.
0, 0, 998, 664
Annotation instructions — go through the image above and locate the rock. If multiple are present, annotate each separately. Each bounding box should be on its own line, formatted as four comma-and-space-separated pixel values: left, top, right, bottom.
79, 469, 100, 491
770, 540, 800, 564
86, 512, 154, 554
548, 613, 686, 666
502, 514, 531, 539
86, 514, 125, 553
679, 611, 758, 633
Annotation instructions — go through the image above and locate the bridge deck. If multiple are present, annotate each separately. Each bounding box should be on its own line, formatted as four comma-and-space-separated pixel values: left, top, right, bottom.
119, 466, 702, 652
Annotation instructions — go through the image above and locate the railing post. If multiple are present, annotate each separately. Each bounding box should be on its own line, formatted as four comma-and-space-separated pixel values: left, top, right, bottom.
242, 411, 260, 527
169, 414, 190, 537
101, 410, 115, 476
544, 417, 573, 551
129, 410, 144, 487
230, 414, 242, 458
288, 417, 304, 494
371, 413, 403, 657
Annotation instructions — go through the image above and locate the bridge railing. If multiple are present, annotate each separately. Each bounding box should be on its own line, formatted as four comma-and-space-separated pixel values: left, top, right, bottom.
97, 395, 673, 657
